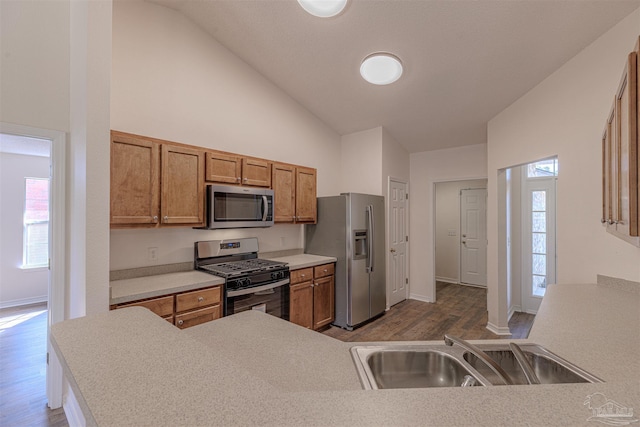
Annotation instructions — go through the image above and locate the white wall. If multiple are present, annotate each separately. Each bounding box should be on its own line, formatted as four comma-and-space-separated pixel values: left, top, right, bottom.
0, 153, 50, 307
487, 9, 640, 330
434, 179, 487, 283
1, 0, 112, 317
409, 144, 488, 302
341, 127, 383, 195
110, 0, 342, 270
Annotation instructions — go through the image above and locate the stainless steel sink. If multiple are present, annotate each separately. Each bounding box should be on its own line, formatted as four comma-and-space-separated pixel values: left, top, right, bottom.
350, 343, 602, 390
351, 345, 489, 389
462, 344, 602, 385
367, 349, 481, 389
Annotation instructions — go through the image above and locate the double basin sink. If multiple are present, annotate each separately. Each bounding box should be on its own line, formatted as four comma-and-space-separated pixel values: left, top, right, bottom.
350, 339, 602, 389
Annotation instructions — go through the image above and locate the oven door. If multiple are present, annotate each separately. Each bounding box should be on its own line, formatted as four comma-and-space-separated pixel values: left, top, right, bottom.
225, 279, 289, 320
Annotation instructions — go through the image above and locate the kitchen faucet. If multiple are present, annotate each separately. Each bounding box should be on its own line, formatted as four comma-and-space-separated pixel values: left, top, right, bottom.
443, 334, 514, 385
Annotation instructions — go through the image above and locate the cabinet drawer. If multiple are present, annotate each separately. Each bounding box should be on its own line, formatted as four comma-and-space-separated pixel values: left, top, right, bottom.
175, 286, 221, 313
116, 295, 174, 317
290, 268, 313, 284
174, 305, 221, 329
314, 263, 334, 279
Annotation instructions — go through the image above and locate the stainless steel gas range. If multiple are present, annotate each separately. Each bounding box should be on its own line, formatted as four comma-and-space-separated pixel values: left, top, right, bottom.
194, 238, 290, 319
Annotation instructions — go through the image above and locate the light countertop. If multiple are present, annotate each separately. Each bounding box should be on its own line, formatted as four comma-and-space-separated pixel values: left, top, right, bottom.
53, 281, 640, 426
263, 253, 337, 270
109, 254, 335, 305
109, 271, 224, 305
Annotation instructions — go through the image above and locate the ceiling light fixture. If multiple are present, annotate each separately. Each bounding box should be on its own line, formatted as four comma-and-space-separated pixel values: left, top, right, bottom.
360, 53, 403, 85
297, 0, 348, 18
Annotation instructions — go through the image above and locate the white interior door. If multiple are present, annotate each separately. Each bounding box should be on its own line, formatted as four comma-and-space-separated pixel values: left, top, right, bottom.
460, 189, 487, 287
388, 179, 408, 307
522, 176, 556, 313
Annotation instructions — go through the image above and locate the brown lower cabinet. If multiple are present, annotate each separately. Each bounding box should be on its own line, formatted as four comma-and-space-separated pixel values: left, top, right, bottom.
289, 263, 334, 330
111, 285, 222, 329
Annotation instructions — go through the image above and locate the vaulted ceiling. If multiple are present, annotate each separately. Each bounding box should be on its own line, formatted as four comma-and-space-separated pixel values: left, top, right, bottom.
147, 0, 640, 153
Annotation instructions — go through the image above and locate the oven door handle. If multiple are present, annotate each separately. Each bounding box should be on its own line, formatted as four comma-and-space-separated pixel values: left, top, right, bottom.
226, 279, 289, 297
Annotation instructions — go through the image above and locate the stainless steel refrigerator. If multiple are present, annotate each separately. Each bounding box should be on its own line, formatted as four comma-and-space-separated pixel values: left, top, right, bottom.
305, 193, 386, 330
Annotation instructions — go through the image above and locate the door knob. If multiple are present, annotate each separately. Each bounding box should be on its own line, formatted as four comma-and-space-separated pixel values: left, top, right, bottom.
390, 248, 396, 253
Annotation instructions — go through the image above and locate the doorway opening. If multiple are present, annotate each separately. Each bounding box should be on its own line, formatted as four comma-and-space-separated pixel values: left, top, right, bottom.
504, 157, 558, 317
434, 179, 488, 299
0, 123, 66, 411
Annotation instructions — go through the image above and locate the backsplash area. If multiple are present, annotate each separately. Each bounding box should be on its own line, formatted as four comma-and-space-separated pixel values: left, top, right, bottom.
110, 224, 304, 271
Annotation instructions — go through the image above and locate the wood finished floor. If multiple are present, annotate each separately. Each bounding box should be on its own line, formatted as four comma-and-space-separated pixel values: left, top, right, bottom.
0, 303, 68, 427
323, 282, 535, 342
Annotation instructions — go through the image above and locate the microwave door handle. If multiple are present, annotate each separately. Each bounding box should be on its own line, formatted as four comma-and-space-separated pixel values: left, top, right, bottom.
367, 205, 374, 273
262, 195, 268, 221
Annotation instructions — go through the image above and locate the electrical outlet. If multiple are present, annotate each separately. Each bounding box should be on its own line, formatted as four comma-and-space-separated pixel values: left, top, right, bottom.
148, 247, 158, 261
447, 230, 457, 237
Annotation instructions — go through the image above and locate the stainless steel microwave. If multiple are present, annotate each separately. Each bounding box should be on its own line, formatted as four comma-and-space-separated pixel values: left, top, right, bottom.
205, 185, 274, 229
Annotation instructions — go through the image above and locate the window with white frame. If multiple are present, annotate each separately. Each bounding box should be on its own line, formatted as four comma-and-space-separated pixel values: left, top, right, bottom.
23, 177, 49, 268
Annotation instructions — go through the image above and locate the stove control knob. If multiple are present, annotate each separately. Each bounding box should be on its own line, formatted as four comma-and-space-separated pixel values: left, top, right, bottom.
244, 278, 252, 287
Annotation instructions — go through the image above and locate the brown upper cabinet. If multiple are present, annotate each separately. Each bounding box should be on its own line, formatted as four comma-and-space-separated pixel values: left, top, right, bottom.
110, 131, 205, 228
112, 130, 317, 228
205, 151, 271, 187
272, 163, 317, 224
602, 42, 639, 247
111, 132, 160, 226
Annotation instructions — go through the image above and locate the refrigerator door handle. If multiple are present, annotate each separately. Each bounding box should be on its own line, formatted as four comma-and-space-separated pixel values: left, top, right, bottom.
367, 204, 374, 273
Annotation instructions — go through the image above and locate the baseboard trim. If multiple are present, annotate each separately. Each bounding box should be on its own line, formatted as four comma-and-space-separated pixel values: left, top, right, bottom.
0, 295, 47, 310
63, 383, 86, 427
409, 293, 434, 303
435, 276, 458, 284
486, 322, 512, 336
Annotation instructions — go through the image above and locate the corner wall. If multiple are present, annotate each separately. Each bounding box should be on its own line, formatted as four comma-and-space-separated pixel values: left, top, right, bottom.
487, 9, 640, 330
409, 144, 488, 302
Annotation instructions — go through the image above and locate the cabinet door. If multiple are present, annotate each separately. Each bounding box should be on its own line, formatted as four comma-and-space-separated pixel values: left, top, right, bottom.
242, 158, 271, 187
272, 163, 296, 223
613, 52, 638, 237
295, 167, 317, 223
313, 275, 334, 330
161, 144, 205, 226
205, 152, 242, 184
175, 305, 221, 329
603, 106, 615, 227
290, 281, 314, 329
110, 132, 160, 226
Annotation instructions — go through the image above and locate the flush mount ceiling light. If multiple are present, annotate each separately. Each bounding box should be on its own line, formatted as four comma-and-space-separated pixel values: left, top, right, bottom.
297, 0, 348, 18
360, 53, 403, 85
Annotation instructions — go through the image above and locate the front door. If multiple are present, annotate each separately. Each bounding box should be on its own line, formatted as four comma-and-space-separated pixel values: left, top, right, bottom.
460, 189, 487, 287
388, 179, 408, 307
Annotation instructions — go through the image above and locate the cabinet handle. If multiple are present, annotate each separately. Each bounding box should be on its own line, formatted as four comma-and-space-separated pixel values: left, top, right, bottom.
243, 177, 248, 182
152, 215, 158, 223
600, 218, 606, 224
198, 296, 204, 302
177, 319, 184, 326
323, 269, 327, 273
163, 216, 169, 223
607, 219, 615, 225
301, 274, 305, 278
236, 177, 241, 182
